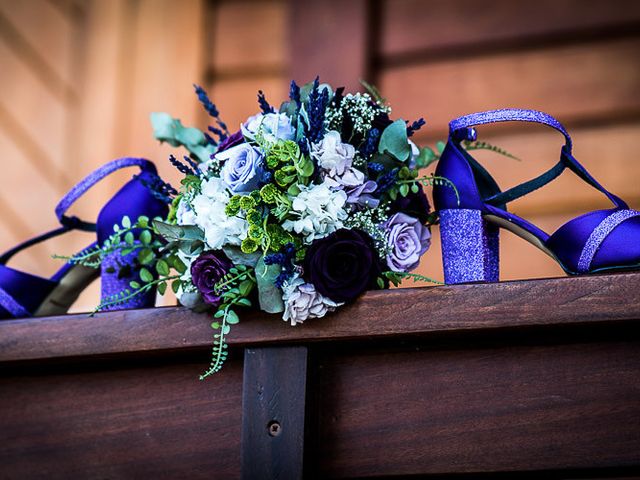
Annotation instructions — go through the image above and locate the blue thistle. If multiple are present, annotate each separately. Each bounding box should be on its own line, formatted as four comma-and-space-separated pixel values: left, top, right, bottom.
263, 243, 297, 288
289, 80, 301, 106
360, 128, 380, 157
306, 77, 329, 144
169, 154, 199, 176
407, 118, 426, 137
138, 175, 177, 204
375, 167, 399, 195
193, 84, 229, 139
257, 90, 275, 114
367, 161, 384, 173
208, 125, 227, 141
204, 132, 218, 146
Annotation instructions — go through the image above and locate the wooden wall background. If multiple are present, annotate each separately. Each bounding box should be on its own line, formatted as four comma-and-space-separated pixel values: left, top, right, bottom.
1, 0, 639, 312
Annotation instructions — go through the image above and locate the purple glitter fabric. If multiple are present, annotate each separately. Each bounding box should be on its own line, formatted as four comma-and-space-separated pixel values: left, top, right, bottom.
0, 285, 29, 318
440, 209, 499, 284
577, 209, 640, 273
449, 109, 573, 151
55, 158, 154, 223
101, 247, 156, 311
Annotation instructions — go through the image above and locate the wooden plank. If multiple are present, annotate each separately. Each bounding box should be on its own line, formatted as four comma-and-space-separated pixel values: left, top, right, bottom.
0, 359, 243, 478
124, 0, 206, 188
290, 0, 369, 92
380, 38, 640, 139
1, 272, 639, 363
380, 0, 640, 57
0, 38, 69, 187
208, 75, 288, 135
241, 347, 308, 479
0, 0, 77, 100
211, 0, 286, 72
316, 340, 640, 476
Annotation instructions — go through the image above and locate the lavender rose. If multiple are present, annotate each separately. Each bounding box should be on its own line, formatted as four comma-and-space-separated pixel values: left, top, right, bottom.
241, 112, 295, 143
217, 143, 265, 193
383, 213, 431, 272
190, 250, 233, 307
303, 229, 382, 303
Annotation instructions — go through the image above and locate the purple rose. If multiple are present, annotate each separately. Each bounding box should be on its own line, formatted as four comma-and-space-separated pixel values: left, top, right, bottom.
389, 187, 431, 224
217, 130, 244, 153
303, 229, 382, 303
190, 250, 233, 307
217, 143, 265, 193
383, 213, 431, 272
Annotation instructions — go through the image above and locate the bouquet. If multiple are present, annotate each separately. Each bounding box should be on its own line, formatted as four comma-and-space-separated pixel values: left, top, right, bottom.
72, 78, 462, 378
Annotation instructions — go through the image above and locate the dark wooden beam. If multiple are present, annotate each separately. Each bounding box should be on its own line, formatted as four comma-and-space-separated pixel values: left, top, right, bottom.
241, 346, 308, 479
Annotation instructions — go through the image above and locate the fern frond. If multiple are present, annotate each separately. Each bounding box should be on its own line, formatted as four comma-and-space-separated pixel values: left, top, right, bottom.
463, 140, 520, 160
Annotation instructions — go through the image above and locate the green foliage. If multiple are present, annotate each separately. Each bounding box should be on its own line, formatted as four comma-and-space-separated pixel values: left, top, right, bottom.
200, 265, 256, 380
378, 119, 411, 162
382, 271, 444, 287
150, 112, 216, 164
463, 140, 520, 160
255, 256, 284, 314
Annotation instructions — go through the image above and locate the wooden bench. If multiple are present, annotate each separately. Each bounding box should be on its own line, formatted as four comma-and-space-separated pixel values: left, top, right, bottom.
1, 273, 639, 478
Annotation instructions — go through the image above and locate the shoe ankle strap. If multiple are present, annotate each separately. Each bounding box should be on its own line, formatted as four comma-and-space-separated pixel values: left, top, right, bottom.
55, 157, 156, 231
449, 108, 573, 152
450, 108, 628, 210
0, 158, 156, 266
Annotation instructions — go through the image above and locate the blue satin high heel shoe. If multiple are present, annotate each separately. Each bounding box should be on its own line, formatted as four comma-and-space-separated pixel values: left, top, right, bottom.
0, 158, 168, 319
434, 108, 640, 284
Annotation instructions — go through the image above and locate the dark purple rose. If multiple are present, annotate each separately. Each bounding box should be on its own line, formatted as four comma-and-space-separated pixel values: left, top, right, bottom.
217, 130, 244, 153
302, 229, 382, 303
389, 187, 431, 224
190, 250, 233, 307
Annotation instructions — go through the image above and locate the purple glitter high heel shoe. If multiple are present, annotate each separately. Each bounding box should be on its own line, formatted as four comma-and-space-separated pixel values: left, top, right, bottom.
0, 158, 168, 319
434, 108, 640, 284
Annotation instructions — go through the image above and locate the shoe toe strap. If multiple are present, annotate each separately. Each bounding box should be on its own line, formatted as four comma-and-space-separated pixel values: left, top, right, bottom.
577, 209, 640, 273
0, 285, 30, 319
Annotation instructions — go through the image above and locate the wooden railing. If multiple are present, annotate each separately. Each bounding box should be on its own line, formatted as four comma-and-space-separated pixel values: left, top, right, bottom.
1, 273, 640, 479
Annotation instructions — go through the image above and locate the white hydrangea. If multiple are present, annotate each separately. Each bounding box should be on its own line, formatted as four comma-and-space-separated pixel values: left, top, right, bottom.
282, 182, 347, 243
282, 276, 341, 326
310, 130, 355, 176
176, 198, 196, 226
191, 177, 248, 249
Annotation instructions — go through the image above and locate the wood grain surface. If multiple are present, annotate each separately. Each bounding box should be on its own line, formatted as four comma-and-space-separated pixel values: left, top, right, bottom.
1, 272, 639, 363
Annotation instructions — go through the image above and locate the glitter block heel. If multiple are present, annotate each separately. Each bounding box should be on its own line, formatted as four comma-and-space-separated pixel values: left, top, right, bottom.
440, 209, 499, 284
434, 109, 640, 283
100, 246, 156, 311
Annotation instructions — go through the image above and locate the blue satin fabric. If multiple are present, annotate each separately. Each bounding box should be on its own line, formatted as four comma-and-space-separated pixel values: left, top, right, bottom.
435, 108, 640, 275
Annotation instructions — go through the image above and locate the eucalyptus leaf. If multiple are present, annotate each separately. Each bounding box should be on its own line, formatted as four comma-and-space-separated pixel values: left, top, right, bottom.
222, 246, 261, 267
153, 220, 184, 241
255, 256, 284, 314
378, 119, 411, 162
226, 310, 240, 325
